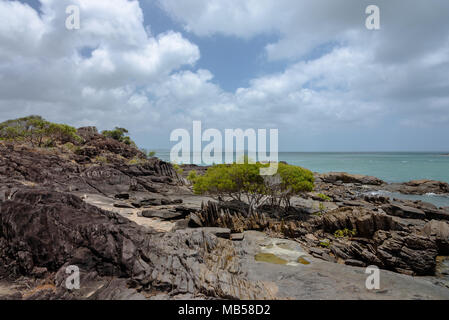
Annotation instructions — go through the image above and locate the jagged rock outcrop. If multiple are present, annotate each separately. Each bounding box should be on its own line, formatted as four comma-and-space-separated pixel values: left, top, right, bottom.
318, 172, 384, 186
0, 188, 274, 300
190, 201, 269, 233
0, 140, 178, 198
321, 207, 397, 237
385, 179, 449, 195
421, 220, 449, 254
374, 230, 438, 275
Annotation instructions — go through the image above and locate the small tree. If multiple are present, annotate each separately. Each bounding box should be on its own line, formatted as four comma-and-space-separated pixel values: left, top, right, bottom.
102, 127, 136, 146
272, 163, 314, 208
193, 162, 267, 213
0, 115, 81, 147
193, 162, 314, 212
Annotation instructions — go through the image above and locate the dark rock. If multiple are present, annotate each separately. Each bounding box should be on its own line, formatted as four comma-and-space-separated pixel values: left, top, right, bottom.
345, 259, 366, 267
421, 220, 449, 254
77, 127, 98, 141
113, 201, 134, 209
322, 207, 397, 237
198, 228, 231, 239
188, 213, 203, 228
0, 188, 273, 300
374, 230, 438, 275
319, 172, 384, 186
141, 209, 187, 220
114, 193, 130, 200
386, 180, 449, 195
382, 203, 426, 220
195, 201, 268, 233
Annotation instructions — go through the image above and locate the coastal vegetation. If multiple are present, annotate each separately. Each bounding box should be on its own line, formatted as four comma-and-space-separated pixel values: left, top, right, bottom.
0, 115, 82, 147
101, 127, 136, 147
192, 161, 314, 211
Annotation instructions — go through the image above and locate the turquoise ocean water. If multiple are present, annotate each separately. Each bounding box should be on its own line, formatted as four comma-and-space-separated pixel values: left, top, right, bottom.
155, 151, 449, 207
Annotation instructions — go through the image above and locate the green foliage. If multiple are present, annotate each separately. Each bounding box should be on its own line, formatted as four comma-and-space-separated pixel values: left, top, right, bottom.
94, 155, 108, 164
334, 228, 357, 238
172, 163, 184, 175
140, 148, 156, 158
192, 161, 314, 211
314, 202, 326, 216
317, 193, 331, 201
187, 170, 198, 183
127, 156, 148, 165
0, 115, 81, 147
319, 239, 331, 248
102, 127, 136, 146
266, 162, 314, 208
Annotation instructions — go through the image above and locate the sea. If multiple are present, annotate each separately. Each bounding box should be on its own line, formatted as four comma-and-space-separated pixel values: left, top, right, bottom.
154, 151, 449, 207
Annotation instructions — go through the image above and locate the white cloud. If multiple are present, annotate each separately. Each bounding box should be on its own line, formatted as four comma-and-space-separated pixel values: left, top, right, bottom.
1, 0, 449, 151
0, 0, 200, 131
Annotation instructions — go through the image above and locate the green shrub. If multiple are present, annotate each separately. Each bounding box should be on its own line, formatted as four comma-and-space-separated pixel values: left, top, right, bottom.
187, 170, 198, 183
172, 163, 184, 175
127, 157, 148, 165
0, 115, 81, 147
317, 193, 331, 201
265, 163, 314, 208
102, 127, 136, 147
334, 228, 357, 238
94, 156, 108, 164
140, 148, 156, 158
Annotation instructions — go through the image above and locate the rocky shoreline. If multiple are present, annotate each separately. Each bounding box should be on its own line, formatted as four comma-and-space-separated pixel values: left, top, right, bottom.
1, 127, 449, 300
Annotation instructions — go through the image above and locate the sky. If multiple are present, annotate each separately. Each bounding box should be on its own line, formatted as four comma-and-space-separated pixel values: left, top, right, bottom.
1, 0, 449, 151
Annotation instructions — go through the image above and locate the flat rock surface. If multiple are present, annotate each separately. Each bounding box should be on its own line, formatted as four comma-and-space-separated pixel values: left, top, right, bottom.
237, 231, 449, 300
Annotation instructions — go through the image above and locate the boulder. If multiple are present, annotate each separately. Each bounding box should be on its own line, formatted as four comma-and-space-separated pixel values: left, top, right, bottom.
374, 230, 438, 275
381, 203, 426, 220
322, 207, 397, 237
141, 209, 186, 220
386, 180, 449, 195
319, 172, 384, 186
198, 228, 231, 239
421, 220, 449, 254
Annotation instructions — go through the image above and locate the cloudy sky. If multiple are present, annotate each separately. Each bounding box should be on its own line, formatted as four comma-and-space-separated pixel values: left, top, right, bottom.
1, 0, 449, 151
